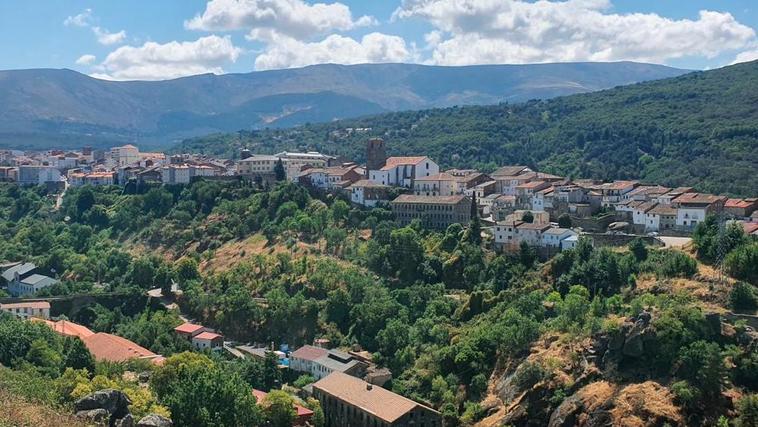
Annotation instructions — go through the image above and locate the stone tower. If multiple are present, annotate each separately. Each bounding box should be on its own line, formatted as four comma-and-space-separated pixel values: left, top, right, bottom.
366, 138, 387, 177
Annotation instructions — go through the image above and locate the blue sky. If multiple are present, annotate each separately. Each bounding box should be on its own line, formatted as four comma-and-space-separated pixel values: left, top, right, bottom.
1, 0, 756, 80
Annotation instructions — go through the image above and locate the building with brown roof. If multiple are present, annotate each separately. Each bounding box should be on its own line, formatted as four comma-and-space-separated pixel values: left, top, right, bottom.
193, 331, 223, 351
724, 198, 757, 219
348, 180, 392, 207
672, 193, 727, 229
313, 372, 441, 427
290, 345, 368, 380
391, 194, 472, 229
82, 333, 163, 365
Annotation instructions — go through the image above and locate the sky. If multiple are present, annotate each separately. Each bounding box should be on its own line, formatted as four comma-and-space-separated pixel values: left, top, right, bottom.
1, 0, 757, 81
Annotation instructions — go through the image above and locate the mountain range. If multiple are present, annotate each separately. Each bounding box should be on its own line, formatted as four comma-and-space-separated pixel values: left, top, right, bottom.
178, 60, 758, 197
0, 62, 688, 149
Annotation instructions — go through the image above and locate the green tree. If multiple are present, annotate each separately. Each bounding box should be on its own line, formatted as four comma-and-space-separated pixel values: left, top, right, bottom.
677, 340, 725, 396
274, 159, 286, 181
730, 282, 758, 311
558, 213, 572, 228
735, 394, 758, 427
261, 390, 296, 427
521, 211, 534, 223
63, 337, 95, 372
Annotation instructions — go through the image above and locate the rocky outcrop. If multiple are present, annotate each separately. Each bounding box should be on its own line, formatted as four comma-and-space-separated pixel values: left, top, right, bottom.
75, 389, 132, 422
73, 390, 173, 427
548, 381, 683, 427
136, 414, 173, 427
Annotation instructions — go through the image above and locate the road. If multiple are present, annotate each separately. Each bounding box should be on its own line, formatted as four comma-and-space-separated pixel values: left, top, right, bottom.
657, 236, 692, 249
54, 177, 68, 211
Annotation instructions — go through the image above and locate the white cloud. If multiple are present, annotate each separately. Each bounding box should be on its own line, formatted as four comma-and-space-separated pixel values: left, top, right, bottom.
186, 0, 375, 40
92, 27, 127, 45
64, 9, 92, 27
732, 45, 758, 64
93, 35, 242, 80
75, 54, 97, 65
254, 32, 411, 70
394, 0, 757, 65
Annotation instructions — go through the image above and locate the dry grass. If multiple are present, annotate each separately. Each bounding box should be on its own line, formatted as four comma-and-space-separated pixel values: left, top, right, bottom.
609, 381, 683, 427
0, 389, 89, 427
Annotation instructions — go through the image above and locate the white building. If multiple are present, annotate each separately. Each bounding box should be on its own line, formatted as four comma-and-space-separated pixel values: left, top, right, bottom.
237, 155, 279, 176
369, 156, 439, 188
348, 180, 392, 207
672, 193, 726, 229
161, 164, 215, 185
110, 145, 140, 167
274, 151, 336, 181
0, 301, 50, 319
290, 345, 367, 380
17, 165, 62, 186
542, 228, 579, 248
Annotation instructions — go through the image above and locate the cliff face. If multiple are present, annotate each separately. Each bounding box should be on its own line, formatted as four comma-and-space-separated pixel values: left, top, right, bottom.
476, 306, 757, 427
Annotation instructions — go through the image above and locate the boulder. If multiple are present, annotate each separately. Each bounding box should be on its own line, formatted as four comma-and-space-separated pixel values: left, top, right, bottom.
75, 389, 132, 423
116, 414, 135, 427
137, 414, 173, 427
76, 408, 110, 423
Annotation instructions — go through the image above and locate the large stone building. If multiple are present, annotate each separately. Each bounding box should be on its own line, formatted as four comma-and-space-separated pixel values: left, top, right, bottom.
391, 194, 472, 229
313, 372, 441, 427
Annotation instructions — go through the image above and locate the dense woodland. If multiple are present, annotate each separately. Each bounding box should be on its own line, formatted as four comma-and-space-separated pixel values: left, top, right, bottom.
0, 180, 757, 426
177, 60, 758, 197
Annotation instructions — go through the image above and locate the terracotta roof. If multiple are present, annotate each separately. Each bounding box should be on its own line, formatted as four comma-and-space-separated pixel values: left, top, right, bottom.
380, 156, 428, 171
601, 181, 638, 190
348, 179, 390, 189
45, 320, 95, 339
392, 194, 468, 205
194, 331, 223, 341
635, 201, 658, 213
1, 301, 50, 310
649, 205, 677, 216
725, 198, 754, 208
82, 333, 160, 363
313, 372, 438, 423
174, 322, 205, 334
627, 185, 670, 196
490, 166, 530, 177
673, 193, 727, 205
291, 345, 328, 362
516, 180, 547, 190
741, 222, 758, 235
516, 222, 551, 231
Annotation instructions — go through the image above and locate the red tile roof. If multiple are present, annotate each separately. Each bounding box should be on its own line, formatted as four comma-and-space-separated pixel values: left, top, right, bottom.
194, 331, 223, 341
1, 301, 50, 310
380, 157, 428, 171
82, 333, 160, 363
415, 172, 456, 181
742, 222, 758, 235
291, 345, 328, 362
174, 322, 205, 334
725, 198, 753, 208
673, 193, 727, 205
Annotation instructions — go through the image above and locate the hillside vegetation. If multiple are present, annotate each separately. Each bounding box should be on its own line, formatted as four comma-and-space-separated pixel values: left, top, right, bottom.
179, 60, 758, 196
1, 180, 757, 426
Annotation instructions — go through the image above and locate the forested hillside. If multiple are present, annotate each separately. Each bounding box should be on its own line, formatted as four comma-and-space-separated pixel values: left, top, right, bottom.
178, 60, 758, 196
1, 180, 757, 426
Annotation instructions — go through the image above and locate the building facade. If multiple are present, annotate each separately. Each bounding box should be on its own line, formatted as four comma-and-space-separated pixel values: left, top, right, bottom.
391, 195, 472, 229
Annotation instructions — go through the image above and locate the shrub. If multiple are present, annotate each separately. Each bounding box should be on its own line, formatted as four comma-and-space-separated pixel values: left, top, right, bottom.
671, 380, 701, 407
735, 394, 758, 427
656, 251, 697, 278
724, 242, 758, 285
730, 282, 758, 311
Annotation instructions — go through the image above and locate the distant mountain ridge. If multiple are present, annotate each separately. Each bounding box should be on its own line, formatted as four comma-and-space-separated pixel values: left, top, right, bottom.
177, 60, 758, 197
0, 62, 688, 149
